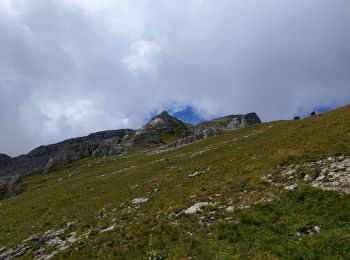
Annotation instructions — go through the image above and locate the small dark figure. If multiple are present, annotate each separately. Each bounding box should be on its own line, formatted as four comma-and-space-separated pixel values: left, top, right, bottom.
293, 116, 301, 120
310, 111, 316, 116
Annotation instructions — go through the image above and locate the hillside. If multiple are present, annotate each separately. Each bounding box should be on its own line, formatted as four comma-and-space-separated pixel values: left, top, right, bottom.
0, 112, 258, 199
0, 105, 350, 259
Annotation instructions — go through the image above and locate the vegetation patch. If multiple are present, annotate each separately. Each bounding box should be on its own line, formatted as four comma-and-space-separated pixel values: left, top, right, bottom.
218, 188, 350, 259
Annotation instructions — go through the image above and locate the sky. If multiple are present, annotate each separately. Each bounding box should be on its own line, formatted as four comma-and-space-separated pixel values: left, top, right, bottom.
0, 0, 349, 156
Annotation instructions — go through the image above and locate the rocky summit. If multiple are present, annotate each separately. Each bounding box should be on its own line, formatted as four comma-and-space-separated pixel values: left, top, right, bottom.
131, 111, 192, 144
0, 111, 261, 198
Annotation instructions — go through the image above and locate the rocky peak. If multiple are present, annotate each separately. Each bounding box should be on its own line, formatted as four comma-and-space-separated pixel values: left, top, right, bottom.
133, 111, 193, 144
146, 111, 186, 129
156, 111, 171, 119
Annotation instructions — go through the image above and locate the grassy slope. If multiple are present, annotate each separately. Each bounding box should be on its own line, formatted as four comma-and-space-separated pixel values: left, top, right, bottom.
0, 105, 350, 259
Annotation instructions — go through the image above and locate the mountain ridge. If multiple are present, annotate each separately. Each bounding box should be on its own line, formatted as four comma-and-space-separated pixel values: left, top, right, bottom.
0, 111, 261, 197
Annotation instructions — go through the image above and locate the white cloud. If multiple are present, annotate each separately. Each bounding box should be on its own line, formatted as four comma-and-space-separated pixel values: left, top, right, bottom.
38, 98, 95, 134
122, 40, 161, 76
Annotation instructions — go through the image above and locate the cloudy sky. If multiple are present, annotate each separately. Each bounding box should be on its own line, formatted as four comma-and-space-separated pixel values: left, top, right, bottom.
0, 0, 349, 156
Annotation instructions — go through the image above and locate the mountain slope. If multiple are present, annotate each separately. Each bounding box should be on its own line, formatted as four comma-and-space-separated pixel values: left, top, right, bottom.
0, 112, 260, 198
0, 105, 350, 259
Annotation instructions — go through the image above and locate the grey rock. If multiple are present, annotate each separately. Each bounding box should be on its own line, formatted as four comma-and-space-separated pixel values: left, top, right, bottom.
1, 129, 133, 177
152, 113, 261, 154
0, 175, 22, 199
296, 225, 321, 236
132, 111, 192, 144
196, 112, 261, 132
133, 129, 162, 144
0, 245, 31, 260
0, 154, 11, 168
226, 113, 261, 129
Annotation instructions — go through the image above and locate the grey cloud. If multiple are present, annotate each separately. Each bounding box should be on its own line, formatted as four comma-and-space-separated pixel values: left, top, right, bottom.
0, 0, 349, 156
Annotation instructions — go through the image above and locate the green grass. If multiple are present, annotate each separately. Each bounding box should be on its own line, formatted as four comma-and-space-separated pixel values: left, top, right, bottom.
0, 105, 349, 259
217, 188, 350, 259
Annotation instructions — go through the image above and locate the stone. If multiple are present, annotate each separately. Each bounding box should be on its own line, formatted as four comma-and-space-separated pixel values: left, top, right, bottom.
131, 197, 149, 205
296, 225, 320, 236
285, 184, 298, 190
183, 202, 213, 215
98, 224, 116, 233
226, 206, 235, 212
316, 175, 326, 181
303, 174, 312, 182
188, 172, 200, 178
0, 245, 31, 260
282, 169, 296, 176
261, 176, 272, 183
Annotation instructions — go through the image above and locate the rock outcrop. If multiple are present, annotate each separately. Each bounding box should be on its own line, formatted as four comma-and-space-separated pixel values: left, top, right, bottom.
0, 129, 133, 177
153, 112, 262, 153
0, 154, 11, 171
195, 112, 261, 131
131, 111, 192, 145
261, 155, 350, 194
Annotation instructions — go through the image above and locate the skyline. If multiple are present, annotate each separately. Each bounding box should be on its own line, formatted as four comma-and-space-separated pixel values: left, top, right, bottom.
1, 0, 350, 156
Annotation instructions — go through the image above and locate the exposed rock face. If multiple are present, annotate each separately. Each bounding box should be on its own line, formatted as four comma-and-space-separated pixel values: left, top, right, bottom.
227, 113, 261, 129
154, 127, 223, 153
0, 129, 133, 178
0, 154, 11, 167
0, 175, 22, 199
262, 155, 350, 194
153, 112, 261, 153
196, 112, 261, 131
132, 111, 192, 144
0, 222, 78, 260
